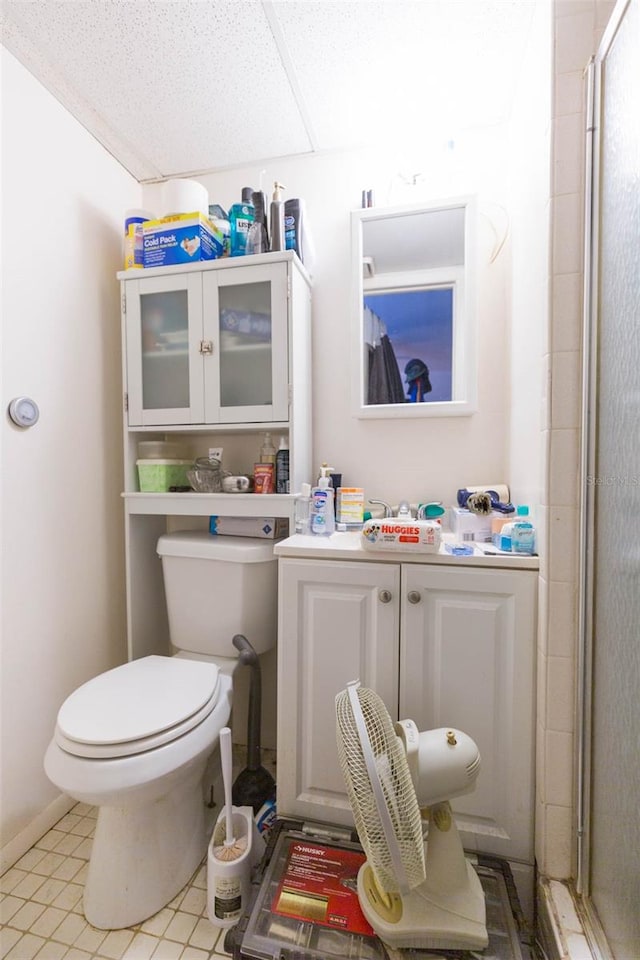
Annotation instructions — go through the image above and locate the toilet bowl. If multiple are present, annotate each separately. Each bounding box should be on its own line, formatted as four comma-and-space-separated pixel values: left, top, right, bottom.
44, 533, 277, 930
45, 656, 233, 929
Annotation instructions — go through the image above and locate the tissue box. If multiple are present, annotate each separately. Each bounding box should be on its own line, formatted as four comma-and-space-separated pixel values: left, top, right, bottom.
449, 507, 495, 542
209, 516, 289, 539
143, 213, 225, 268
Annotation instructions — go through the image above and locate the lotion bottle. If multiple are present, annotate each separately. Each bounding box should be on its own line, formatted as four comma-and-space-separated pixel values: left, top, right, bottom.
310, 465, 335, 536
511, 505, 536, 554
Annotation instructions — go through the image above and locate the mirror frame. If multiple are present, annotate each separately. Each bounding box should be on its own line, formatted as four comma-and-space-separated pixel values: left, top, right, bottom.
351, 196, 477, 419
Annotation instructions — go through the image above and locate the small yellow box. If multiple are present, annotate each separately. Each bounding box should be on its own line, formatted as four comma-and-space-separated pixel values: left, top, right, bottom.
336, 487, 365, 525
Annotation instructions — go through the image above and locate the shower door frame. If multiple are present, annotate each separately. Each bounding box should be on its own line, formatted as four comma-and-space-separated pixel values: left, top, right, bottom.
578, 0, 636, 951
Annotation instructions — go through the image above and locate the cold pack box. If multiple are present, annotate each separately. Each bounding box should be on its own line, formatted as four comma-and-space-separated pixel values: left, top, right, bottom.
142, 212, 225, 268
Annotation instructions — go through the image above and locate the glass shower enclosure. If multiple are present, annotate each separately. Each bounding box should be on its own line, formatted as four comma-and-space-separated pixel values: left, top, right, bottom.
579, 0, 640, 956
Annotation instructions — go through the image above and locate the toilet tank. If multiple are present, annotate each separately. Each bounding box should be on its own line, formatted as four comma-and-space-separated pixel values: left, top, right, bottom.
157, 532, 277, 657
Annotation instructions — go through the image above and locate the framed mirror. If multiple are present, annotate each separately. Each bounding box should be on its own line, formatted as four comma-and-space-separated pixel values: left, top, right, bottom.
351, 197, 477, 418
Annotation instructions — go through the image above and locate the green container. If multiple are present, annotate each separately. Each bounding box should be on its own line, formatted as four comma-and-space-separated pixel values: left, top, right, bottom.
136, 459, 192, 492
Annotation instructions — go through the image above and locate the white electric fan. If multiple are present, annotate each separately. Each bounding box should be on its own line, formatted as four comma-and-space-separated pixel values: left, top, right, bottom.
335, 681, 488, 951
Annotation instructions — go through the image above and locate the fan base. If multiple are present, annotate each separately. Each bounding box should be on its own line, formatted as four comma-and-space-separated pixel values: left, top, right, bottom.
358, 859, 488, 951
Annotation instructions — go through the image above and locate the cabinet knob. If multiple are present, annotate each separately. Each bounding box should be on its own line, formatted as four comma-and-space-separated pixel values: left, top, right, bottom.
199, 339, 214, 355
378, 589, 393, 604
407, 590, 422, 604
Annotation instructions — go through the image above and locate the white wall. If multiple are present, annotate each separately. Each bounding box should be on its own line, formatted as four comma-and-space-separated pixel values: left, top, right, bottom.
0, 50, 141, 862
143, 131, 519, 507
507, 0, 552, 514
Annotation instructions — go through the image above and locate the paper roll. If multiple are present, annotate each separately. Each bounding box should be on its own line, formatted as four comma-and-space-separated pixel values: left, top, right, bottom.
464, 484, 510, 502
161, 178, 208, 217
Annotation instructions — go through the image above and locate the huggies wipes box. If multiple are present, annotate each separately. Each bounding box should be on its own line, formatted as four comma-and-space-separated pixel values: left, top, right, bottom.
361, 518, 442, 553
143, 213, 225, 268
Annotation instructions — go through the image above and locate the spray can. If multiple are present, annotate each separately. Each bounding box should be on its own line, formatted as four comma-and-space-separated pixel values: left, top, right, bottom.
284, 198, 302, 258
269, 182, 285, 252
275, 436, 290, 494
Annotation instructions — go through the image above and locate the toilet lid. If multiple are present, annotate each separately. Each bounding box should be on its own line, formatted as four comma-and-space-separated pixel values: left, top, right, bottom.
55, 656, 221, 759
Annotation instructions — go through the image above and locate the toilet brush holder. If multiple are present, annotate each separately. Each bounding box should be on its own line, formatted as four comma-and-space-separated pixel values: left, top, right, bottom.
207, 805, 255, 928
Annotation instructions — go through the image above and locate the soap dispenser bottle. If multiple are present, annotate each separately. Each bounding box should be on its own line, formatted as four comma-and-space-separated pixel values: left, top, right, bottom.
269, 182, 286, 252
310, 464, 335, 536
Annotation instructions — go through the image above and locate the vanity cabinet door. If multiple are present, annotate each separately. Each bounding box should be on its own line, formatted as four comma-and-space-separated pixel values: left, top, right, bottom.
277, 558, 400, 826
399, 564, 537, 862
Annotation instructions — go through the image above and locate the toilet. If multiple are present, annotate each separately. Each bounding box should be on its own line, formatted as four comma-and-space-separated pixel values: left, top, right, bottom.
44, 531, 277, 930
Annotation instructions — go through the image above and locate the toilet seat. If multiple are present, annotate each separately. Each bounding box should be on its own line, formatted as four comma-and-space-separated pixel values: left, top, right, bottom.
55, 656, 221, 759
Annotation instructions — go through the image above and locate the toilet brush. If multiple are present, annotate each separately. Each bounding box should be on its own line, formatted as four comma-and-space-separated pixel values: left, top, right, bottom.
213, 727, 248, 862
208, 729, 253, 928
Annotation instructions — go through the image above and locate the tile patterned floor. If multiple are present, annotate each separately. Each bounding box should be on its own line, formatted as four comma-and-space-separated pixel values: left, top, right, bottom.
0, 802, 232, 960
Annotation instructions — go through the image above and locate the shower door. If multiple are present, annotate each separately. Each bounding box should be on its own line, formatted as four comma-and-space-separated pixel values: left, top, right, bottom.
580, 0, 640, 957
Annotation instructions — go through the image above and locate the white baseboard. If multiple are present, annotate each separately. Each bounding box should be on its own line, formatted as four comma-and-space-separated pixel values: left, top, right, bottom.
1, 794, 75, 875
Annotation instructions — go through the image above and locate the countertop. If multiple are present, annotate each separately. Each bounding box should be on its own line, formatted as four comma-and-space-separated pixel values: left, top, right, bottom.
274, 531, 539, 570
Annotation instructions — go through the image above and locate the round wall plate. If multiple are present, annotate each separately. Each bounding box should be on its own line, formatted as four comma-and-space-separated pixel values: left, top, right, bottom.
8, 396, 39, 428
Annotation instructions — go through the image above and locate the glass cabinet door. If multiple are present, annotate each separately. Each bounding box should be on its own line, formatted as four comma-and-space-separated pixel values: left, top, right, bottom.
125, 274, 204, 425
202, 263, 289, 423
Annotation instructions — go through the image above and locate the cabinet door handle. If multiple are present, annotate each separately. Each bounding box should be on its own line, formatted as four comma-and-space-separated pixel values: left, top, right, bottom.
407, 590, 422, 604
199, 340, 214, 355
378, 589, 393, 604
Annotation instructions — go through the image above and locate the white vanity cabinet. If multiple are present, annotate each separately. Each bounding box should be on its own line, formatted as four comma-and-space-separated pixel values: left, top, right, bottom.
276, 546, 537, 868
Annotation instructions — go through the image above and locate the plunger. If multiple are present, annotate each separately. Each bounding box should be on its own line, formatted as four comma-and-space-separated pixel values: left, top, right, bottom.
231, 634, 276, 813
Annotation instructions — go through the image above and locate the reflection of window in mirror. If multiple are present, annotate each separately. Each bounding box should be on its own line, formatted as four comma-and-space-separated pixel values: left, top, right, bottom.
352, 198, 476, 419
364, 286, 454, 405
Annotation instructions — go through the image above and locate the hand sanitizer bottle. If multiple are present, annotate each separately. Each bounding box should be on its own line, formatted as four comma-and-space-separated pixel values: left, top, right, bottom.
310, 465, 335, 536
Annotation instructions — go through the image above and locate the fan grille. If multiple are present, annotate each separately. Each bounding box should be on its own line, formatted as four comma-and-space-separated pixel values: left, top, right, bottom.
336, 685, 425, 893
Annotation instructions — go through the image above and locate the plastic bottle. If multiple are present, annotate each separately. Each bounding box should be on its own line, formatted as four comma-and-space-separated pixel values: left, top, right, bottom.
208, 204, 230, 256
511, 506, 536, 555
275, 436, 289, 494
269, 182, 285, 252
228, 192, 255, 257
284, 198, 302, 257
246, 190, 270, 255
310, 465, 335, 536
295, 482, 312, 535
260, 432, 276, 464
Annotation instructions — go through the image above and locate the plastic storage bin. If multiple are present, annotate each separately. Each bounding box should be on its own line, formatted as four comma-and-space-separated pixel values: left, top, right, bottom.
136, 459, 191, 492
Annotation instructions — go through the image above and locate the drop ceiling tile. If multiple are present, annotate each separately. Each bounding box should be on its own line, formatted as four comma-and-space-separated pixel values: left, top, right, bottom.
2, 0, 536, 181
3, 0, 313, 179
272, 0, 536, 149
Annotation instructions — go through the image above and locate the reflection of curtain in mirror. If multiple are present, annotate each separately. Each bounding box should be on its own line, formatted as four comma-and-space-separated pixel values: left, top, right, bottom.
364, 306, 405, 404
